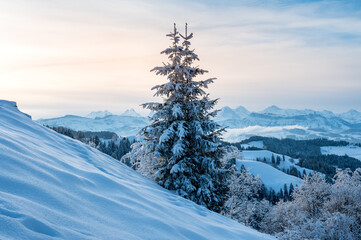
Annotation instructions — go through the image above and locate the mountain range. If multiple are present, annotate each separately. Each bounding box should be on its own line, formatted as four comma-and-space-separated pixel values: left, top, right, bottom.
37, 106, 361, 143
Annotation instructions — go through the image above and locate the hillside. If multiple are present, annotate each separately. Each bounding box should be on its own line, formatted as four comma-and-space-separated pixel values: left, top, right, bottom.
321, 145, 361, 161
0, 100, 275, 240
236, 160, 302, 193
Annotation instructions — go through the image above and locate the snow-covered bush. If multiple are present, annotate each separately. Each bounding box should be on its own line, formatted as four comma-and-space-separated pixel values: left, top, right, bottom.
261, 169, 361, 240
128, 24, 229, 212
222, 165, 270, 229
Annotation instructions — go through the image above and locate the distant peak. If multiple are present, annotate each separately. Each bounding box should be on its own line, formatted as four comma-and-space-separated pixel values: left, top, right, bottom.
267, 105, 281, 110
221, 106, 233, 111
262, 105, 281, 113
121, 109, 141, 117
235, 106, 250, 113
86, 110, 113, 119
347, 109, 360, 114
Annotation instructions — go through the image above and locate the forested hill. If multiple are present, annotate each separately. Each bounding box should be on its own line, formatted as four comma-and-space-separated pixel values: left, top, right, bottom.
232, 136, 361, 178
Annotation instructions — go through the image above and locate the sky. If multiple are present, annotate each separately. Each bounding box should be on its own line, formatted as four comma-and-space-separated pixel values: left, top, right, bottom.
1, 0, 361, 119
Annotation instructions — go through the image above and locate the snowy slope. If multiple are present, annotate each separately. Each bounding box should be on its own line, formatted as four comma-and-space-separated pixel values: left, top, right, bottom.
321, 145, 361, 161
236, 160, 302, 193
236, 149, 316, 193
0, 100, 275, 240
241, 150, 313, 176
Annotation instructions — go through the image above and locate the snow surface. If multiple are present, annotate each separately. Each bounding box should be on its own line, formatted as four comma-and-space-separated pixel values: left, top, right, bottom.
0, 100, 275, 240
236, 149, 317, 193
240, 141, 264, 149
241, 150, 313, 176
236, 160, 302, 193
321, 145, 361, 161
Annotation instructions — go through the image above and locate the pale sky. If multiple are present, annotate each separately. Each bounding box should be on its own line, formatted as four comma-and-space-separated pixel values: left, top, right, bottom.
1, 0, 361, 119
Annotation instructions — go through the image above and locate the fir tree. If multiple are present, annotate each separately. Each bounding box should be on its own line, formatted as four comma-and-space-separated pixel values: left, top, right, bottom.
283, 184, 289, 201
134, 24, 228, 212
276, 155, 281, 165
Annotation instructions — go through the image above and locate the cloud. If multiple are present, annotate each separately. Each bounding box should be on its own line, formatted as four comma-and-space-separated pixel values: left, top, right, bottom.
0, 0, 360, 118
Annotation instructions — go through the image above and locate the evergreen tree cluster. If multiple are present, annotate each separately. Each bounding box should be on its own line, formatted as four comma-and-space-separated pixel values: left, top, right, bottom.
263, 183, 295, 205
239, 136, 349, 158
97, 138, 133, 161
298, 155, 361, 179
48, 126, 133, 161
234, 136, 361, 178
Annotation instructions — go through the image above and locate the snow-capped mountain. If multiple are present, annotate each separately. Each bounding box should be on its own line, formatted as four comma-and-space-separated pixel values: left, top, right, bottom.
0, 100, 275, 240
216, 105, 361, 143
86, 110, 113, 119
338, 109, 361, 124
216, 105, 352, 130
120, 108, 142, 117
37, 105, 361, 143
260, 105, 316, 117
38, 114, 148, 137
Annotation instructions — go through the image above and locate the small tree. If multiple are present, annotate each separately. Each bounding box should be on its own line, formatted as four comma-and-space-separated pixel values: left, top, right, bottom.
222, 165, 270, 229
133, 24, 228, 212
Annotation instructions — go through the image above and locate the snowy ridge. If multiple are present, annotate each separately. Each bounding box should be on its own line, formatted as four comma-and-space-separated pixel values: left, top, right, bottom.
37, 114, 148, 137
0, 100, 275, 240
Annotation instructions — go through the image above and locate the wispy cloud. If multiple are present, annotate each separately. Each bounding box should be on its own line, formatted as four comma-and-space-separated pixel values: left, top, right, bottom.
0, 0, 360, 118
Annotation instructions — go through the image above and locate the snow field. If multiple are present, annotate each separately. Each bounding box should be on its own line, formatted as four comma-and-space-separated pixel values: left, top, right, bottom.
321, 145, 361, 161
236, 160, 302, 193
241, 150, 313, 176
0, 100, 275, 240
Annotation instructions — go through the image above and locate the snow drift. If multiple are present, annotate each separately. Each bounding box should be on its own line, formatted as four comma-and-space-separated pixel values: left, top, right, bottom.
0, 100, 275, 240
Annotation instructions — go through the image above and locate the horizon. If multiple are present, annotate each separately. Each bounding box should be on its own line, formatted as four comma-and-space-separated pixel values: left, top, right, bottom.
31, 103, 360, 120
1, 0, 361, 119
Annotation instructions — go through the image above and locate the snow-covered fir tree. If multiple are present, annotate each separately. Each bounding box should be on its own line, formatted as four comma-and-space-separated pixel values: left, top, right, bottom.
131, 24, 228, 212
